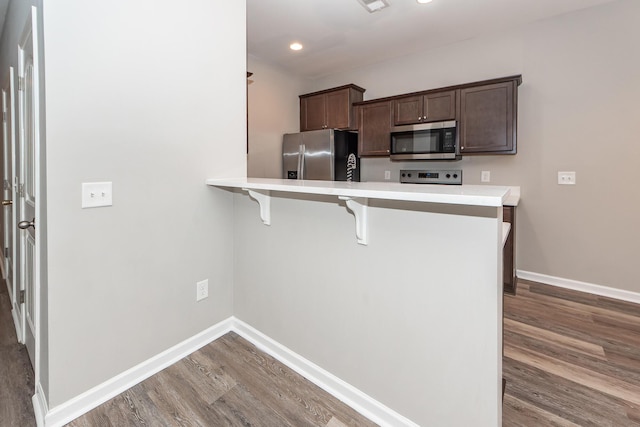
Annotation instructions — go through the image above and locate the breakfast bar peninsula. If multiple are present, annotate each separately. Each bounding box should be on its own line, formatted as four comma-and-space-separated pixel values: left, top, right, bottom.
207, 177, 512, 427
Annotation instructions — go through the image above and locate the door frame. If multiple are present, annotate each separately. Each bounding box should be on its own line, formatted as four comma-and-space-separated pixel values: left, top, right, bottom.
15, 4, 42, 385
2, 67, 21, 341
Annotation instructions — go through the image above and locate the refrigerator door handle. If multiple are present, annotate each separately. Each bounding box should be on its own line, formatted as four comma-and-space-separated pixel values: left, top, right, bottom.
298, 144, 305, 180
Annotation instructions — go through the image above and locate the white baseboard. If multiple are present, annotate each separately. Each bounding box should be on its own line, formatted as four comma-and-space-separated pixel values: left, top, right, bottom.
33, 382, 48, 427
38, 318, 234, 427
11, 307, 23, 344
0, 253, 6, 280
517, 270, 640, 305
231, 317, 419, 427
35, 316, 417, 427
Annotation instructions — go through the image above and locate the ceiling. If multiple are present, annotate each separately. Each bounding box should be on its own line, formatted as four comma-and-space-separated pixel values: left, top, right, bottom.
247, 0, 618, 79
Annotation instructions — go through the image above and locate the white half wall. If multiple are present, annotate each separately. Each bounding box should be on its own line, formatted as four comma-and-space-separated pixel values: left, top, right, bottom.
42, 0, 246, 408
232, 191, 503, 426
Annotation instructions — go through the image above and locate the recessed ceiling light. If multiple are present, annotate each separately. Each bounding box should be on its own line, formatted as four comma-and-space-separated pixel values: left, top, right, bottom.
289, 42, 303, 51
357, 0, 390, 13
417, 0, 433, 3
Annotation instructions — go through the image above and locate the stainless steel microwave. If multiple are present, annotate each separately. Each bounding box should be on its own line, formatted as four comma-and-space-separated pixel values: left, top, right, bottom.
390, 120, 459, 160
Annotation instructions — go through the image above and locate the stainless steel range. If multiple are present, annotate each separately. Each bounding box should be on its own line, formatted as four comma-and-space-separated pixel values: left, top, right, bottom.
399, 169, 462, 185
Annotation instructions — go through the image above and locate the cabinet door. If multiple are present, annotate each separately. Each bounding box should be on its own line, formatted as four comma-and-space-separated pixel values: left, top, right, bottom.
301, 94, 327, 131
459, 81, 516, 154
359, 101, 392, 156
424, 90, 456, 122
393, 96, 422, 125
325, 89, 350, 129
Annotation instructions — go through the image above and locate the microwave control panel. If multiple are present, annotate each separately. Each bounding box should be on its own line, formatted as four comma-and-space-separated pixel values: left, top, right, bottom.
400, 169, 462, 185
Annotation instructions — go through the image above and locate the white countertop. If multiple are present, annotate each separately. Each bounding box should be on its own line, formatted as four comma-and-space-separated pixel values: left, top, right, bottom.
503, 186, 520, 207
206, 178, 513, 208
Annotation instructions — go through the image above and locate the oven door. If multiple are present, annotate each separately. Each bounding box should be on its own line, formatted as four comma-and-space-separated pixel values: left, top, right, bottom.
390, 120, 458, 160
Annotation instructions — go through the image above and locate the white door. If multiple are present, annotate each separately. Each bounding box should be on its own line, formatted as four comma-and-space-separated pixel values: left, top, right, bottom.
2, 69, 19, 339
17, 14, 37, 368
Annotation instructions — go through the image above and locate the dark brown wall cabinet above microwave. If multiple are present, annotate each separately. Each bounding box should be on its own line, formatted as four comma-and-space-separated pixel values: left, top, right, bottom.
393, 90, 457, 126
299, 84, 365, 132
354, 75, 522, 157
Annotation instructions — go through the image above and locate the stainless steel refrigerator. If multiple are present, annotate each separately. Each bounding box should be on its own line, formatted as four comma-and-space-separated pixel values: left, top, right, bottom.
282, 129, 360, 181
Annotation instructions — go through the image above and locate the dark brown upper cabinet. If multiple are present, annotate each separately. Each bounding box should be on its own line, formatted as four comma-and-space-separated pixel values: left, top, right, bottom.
459, 80, 518, 155
357, 100, 393, 157
393, 90, 457, 125
299, 84, 365, 131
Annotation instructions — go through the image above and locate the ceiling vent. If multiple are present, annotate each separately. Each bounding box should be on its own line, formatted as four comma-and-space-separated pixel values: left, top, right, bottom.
356, 0, 390, 13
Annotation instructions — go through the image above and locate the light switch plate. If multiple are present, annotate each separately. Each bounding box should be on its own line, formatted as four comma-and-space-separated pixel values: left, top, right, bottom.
481, 171, 491, 183
82, 182, 113, 208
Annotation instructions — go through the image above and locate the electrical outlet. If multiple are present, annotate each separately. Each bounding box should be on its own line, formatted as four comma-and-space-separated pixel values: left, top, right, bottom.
481, 171, 491, 183
196, 279, 209, 301
558, 171, 576, 185
384, 170, 391, 180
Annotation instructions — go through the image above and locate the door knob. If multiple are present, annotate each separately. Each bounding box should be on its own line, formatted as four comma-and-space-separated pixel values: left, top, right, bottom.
18, 218, 35, 230
2, 200, 11, 206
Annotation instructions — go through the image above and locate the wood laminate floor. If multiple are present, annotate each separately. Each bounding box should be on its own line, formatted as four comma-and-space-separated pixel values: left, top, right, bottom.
2, 278, 640, 426
67, 332, 377, 427
503, 280, 640, 426
0, 280, 35, 427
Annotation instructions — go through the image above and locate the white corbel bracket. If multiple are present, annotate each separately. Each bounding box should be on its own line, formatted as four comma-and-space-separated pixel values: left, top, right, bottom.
338, 196, 369, 245
243, 188, 271, 225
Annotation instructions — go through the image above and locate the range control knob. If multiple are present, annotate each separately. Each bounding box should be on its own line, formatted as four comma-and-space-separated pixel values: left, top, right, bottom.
446, 174, 451, 178
408, 173, 412, 178
401, 173, 406, 177
453, 173, 458, 178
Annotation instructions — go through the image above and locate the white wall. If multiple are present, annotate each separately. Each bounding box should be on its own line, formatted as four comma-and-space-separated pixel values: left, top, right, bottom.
233, 193, 503, 426
251, 0, 640, 294
41, 0, 246, 407
247, 56, 305, 178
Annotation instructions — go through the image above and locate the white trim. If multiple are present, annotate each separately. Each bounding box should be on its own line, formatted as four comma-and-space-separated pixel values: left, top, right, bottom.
10, 307, 23, 343
40, 318, 233, 427
32, 381, 47, 427
0, 251, 5, 279
517, 270, 640, 305
34, 316, 418, 427
231, 317, 419, 427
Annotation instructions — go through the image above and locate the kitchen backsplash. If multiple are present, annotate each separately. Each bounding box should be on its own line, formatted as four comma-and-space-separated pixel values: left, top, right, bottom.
360, 156, 517, 185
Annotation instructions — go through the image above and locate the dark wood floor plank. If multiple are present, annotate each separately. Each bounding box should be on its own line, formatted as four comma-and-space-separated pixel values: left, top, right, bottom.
209, 382, 296, 427
504, 328, 640, 387
504, 279, 640, 427
206, 334, 376, 427
502, 394, 581, 427
0, 281, 35, 427
503, 357, 636, 426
